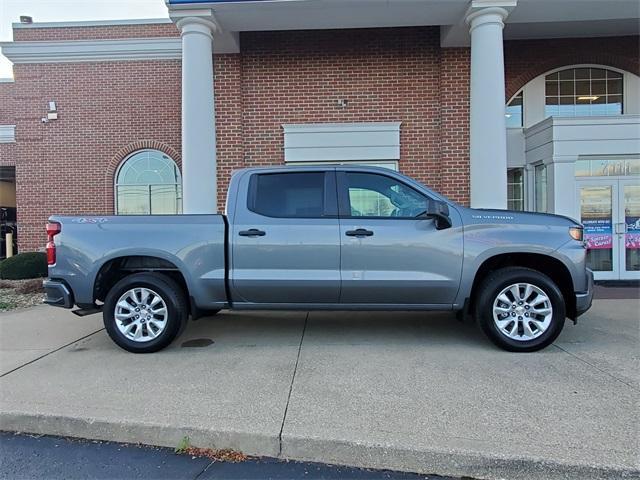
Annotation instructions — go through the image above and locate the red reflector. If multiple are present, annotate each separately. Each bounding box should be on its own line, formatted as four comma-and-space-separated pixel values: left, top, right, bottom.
46, 241, 56, 265
45, 222, 61, 266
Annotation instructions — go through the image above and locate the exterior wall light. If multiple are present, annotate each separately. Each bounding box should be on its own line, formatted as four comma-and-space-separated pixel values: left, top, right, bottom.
43, 101, 58, 122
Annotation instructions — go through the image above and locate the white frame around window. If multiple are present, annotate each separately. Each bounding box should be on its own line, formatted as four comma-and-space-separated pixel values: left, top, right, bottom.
282, 122, 401, 163
114, 149, 182, 215
507, 167, 525, 211
286, 160, 399, 171
534, 163, 548, 213
506, 64, 639, 128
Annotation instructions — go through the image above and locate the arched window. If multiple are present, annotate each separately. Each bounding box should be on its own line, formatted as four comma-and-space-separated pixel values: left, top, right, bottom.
544, 67, 623, 117
115, 149, 182, 215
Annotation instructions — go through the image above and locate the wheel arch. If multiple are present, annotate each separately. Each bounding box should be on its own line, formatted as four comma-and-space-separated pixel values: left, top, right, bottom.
93, 255, 190, 312
468, 253, 576, 319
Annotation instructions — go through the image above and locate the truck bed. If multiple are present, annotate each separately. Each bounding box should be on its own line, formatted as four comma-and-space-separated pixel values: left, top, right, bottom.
46, 214, 228, 310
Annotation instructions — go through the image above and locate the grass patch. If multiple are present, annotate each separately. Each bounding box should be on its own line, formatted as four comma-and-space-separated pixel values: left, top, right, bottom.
0, 299, 16, 310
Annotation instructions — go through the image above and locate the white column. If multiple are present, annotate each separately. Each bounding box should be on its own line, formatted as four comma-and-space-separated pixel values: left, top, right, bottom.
467, 7, 510, 209
176, 16, 218, 214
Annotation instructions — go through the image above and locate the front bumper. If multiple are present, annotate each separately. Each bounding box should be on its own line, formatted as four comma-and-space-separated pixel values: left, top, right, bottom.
575, 268, 594, 317
43, 279, 74, 309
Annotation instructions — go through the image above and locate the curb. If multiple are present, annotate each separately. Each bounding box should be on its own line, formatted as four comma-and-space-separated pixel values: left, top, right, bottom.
0, 411, 280, 458
2, 411, 639, 480
282, 434, 640, 480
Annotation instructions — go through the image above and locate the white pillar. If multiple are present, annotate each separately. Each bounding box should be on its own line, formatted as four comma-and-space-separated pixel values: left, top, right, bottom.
467, 7, 510, 209
176, 16, 218, 214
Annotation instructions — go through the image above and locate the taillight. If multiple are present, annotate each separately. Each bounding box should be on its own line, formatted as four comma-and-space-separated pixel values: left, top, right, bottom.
46, 221, 61, 266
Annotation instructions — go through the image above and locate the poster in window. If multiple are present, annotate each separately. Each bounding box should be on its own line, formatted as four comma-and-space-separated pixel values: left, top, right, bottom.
583, 218, 612, 250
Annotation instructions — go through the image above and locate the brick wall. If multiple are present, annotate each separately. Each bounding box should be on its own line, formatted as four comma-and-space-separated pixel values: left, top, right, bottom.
13, 22, 179, 41
0, 80, 17, 167
220, 27, 463, 207
10, 59, 181, 251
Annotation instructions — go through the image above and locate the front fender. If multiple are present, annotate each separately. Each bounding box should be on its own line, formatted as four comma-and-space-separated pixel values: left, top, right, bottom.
455, 224, 576, 307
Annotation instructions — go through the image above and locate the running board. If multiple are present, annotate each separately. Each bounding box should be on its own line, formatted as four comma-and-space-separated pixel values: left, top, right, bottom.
72, 306, 102, 317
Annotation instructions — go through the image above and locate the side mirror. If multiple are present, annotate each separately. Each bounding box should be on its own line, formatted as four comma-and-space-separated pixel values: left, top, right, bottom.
423, 199, 452, 230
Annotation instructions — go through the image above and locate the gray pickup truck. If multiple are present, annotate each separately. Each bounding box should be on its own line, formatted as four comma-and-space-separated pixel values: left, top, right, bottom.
44, 166, 593, 353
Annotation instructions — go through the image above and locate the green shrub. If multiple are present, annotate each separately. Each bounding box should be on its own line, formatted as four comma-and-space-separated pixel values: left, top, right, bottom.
0, 252, 47, 280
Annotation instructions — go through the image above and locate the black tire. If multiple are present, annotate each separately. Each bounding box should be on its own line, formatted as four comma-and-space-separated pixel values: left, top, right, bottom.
103, 272, 188, 353
475, 267, 566, 352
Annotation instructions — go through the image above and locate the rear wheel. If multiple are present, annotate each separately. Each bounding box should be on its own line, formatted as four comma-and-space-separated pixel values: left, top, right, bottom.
475, 267, 566, 352
103, 272, 188, 353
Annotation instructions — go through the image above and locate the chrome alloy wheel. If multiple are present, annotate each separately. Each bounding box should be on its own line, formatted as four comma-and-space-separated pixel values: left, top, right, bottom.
492, 283, 553, 341
114, 288, 168, 343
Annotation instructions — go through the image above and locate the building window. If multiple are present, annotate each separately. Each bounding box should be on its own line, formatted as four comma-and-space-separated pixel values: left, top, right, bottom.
534, 164, 548, 213
545, 67, 623, 118
507, 168, 525, 211
505, 92, 523, 128
115, 150, 182, 215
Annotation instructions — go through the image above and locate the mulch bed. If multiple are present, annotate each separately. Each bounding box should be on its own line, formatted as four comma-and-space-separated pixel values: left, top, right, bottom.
0, 279, 44, 312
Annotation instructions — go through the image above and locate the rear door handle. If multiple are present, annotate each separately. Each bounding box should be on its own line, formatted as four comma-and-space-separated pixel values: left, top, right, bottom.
239, 229, 266, 237
345, 228, 374, 237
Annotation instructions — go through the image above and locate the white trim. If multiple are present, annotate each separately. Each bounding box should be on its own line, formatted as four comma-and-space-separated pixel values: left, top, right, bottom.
282, 122, 402, 163
0, 125, 16, 143
0, 78, 14, 83
12, 18, 172, 29
287, 160, 400, 171
0, 38, 182, 64
507, 64, 638, 127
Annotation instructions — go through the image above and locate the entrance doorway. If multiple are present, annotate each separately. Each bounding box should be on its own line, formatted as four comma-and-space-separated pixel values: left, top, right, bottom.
0, 166, 17, 258
576, 178, 640, 280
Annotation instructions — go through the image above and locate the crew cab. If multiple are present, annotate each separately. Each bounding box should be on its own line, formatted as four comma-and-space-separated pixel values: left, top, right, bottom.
43, 166, 593, 353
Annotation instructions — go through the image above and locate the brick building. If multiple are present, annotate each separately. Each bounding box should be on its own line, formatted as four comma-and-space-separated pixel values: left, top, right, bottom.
0, 0, 639, 280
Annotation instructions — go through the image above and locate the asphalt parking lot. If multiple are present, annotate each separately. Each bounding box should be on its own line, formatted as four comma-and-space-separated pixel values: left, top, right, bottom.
0, 289, 638, 480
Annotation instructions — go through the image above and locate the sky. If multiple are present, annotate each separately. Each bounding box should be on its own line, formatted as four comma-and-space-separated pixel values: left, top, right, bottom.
0, 0, 170, 78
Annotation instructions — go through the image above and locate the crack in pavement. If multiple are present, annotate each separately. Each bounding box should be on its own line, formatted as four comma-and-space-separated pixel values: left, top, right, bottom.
278, 312, 309, 456
0, 329, 105, 378
552, 343, 639, 391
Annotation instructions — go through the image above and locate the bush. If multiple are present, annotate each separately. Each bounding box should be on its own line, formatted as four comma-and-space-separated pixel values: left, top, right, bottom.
0, 252, 47, 280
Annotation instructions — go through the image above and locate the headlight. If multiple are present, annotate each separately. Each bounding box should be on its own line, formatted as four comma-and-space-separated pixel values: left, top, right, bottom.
569, 226, 584, 242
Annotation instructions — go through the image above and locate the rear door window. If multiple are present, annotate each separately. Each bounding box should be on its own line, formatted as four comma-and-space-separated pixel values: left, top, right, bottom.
248, 172, 335, 218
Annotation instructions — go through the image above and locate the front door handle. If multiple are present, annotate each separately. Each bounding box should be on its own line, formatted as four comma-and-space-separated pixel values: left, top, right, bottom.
345, 228, 374, 237
239, 229, 266, 237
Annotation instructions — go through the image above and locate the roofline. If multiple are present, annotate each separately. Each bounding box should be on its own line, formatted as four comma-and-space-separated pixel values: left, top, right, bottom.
12, 18, 171, 29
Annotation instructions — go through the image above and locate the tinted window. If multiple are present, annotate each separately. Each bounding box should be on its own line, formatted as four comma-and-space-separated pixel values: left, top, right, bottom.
345, 173, 428, 218
250, 172, 325, 218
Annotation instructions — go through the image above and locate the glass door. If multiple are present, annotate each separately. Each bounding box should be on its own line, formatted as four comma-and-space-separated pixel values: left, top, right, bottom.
619, 180, 640, 279
577, 178, 640, 280
578, 182, 617, 280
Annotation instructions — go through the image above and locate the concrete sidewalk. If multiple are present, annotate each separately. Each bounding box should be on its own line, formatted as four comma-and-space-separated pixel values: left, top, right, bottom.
1, 300, 638, 480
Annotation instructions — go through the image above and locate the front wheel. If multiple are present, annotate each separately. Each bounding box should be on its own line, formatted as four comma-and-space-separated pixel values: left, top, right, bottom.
103, 273, 188, 353
475, 267, 566, 352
